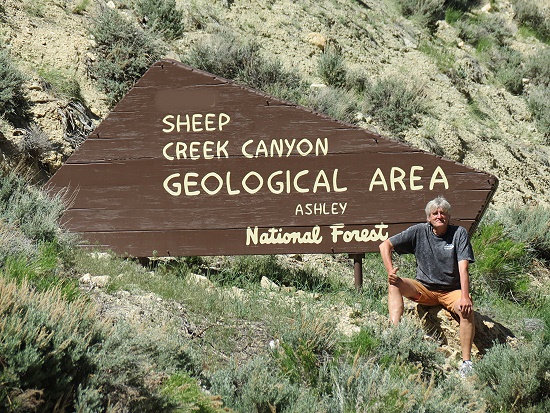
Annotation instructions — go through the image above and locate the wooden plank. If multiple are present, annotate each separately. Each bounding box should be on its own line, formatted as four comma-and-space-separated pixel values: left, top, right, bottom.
47, 59, 498, 257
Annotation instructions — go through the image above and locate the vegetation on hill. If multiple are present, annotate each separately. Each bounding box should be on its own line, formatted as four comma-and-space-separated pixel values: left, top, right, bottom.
0, 0, 549, 411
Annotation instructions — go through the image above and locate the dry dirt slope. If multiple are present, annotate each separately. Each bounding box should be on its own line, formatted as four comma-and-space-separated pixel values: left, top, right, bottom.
0, 0, 549, 208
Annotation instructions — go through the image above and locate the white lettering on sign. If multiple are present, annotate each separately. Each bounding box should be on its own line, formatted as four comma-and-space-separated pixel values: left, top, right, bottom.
330, 223, 389, 243
429, 166, 449, 190
295, 202, 348, 215
163, 141, 229, 160
162, 113, 231, 133
162, 169, 347, 196
241, 138, 328, 158
368, 166, 448, 191
246, 226, 323, 245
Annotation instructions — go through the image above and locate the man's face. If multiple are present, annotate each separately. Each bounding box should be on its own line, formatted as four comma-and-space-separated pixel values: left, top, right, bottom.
427, 207, 449, 232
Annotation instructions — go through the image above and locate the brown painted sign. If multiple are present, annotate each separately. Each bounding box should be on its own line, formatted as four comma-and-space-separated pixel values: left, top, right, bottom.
46, 59, 498, 257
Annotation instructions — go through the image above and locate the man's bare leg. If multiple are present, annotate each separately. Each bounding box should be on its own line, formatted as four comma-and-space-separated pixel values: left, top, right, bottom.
388, 278, 421, 325
454, 300, 475, 361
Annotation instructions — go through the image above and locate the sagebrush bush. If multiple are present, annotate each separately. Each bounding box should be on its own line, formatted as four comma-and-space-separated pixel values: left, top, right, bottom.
306, 86, 361, 124
513, 0, 550, 42
0, 278, 102, 412
396, 0, 445, 29
367, 316, 444, 373
0, 48, 29, 122
274, 311, 337, 387
38, 65, 84, 101
476, 339, 550, 412
398, 0, 482, 28
470, 222, 532, 300
324, 358, 480, 412
160, 373, 227, 413
528, 85, 550, 141
455, 13, 513, 51
213, 254, 341, 292
184, 31, 307, 103
445, 0, 481, 11
134, 0, 184, 40
487, 45, 525, 94
23, 123, 55, 160
525, 48, 550, 87
88, 7, 164, 107
209, 356, 319, 413
363, 77, 430, 136
0, 170, 65, 244
0, 277, 207, 412
0, 221, 36, 263
80, 322, 202, 412
495, 204, 550, 258
317, 45, 347, 87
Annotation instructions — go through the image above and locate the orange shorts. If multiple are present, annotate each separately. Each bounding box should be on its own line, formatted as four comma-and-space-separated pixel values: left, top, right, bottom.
408, 279, 464, 314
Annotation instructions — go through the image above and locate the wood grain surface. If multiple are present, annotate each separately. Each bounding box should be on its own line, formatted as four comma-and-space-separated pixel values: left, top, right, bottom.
46, 59, 498, 257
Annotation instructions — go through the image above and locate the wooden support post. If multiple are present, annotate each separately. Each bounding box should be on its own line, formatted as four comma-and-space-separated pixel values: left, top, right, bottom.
349, 253, 365, 291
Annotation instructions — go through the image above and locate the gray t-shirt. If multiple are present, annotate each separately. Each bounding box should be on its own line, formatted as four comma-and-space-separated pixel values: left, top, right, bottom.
389, 223, 475, 291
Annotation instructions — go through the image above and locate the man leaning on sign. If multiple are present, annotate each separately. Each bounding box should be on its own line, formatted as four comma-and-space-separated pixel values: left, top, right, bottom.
379, 196, 475, 377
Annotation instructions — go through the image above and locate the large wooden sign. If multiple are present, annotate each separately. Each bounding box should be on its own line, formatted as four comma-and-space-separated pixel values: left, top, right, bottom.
46, 59, 498, 257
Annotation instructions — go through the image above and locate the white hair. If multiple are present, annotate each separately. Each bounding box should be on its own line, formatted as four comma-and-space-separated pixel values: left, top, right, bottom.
425, 196, 451, 217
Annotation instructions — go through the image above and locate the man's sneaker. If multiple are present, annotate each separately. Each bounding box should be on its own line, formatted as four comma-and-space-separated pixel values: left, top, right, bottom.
459, 360, 474, 378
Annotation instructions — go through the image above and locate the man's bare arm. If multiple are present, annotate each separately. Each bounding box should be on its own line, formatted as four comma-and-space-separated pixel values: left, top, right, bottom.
379, 239, 399, 285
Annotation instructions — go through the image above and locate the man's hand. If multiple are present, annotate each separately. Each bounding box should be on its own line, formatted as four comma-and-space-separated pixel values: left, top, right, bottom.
388, 267, 400, 285
458, 296, 473, 317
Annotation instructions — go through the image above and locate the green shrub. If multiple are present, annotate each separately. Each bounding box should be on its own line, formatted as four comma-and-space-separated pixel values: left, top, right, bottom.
444, 0, 481, 11
363, 77, 430, 137
274, 311, 338, 387
184, 31, 307, 103
0, 48, 29, 122
2, 241, 79, 299
445, 7, 464, 24
0, 170, 79, 296
324, 358, 480, 413
525, 48, 550, 87
212, 254, 340, 292
398, 0, 481, 28
0, 170, 65, 243
495, 205, 550, 258
476, 339, 550, 412
470, 222, 532, 300
342, 328, 380, 357
185, 32, 255, 79
23, 123, 55, 160
160, 373, 227, 412
419, 40, 456, 75
82, 322, 201, 412
513, 0, 550, 42
317, 45, 347, 87
396, 0, 445, 29
528, 85, 550, 141
487, 45, 525, 94
306, 86, 361, 124
370, 317, 443, 373
38, 65, 83, 101
209, 356, 320, 413
0, 278, 102, 412
87, 7, 165, 107
134, 0, 184, 40
455, 13, 513, 51
72, 0, 91, 15
0, 276, 206, 413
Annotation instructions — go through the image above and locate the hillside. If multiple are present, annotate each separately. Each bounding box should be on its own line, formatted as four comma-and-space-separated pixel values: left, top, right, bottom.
1, 0, 549, 207
1, 1, 549, 412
